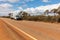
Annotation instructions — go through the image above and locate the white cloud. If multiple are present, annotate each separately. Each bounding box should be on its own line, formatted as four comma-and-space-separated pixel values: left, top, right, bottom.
24, 7, 42, 15
24, 8, 36, 13
0, 3, 13, 8
0, 2, 60, 16
0, 0, 34, 3
36, 3, 60, 11
8, 0, 19, 3
19, 7, 23, 10
24, 3, 60, 15
0, 0, 19, 3
0, 3, 14, 16
42, 0, 49, 2
13, 10, 20, 13
24, 0, 34, 2
0, 0, 4, 1
13, 7, 23, 14
19, 0, 34, 4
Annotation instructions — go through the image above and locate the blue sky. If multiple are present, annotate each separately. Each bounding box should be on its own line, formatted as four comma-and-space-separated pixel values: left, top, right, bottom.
10, 0, 60, 9
0, 0, 60, 16
0, 0, 60, 9
5, 0, 60, 8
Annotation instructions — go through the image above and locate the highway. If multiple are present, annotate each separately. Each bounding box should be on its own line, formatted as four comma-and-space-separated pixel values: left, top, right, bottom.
0, 18, 60, 40
0, 19, 25, 40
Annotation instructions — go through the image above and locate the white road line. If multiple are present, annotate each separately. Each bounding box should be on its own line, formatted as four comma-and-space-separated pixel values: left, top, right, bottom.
2, 19, 37, 40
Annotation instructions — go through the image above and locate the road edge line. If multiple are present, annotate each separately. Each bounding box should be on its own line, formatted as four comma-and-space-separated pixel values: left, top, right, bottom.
1, 19, 37, 40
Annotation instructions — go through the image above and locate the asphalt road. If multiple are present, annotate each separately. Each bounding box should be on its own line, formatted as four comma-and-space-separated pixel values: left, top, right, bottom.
1, 18, 60, 40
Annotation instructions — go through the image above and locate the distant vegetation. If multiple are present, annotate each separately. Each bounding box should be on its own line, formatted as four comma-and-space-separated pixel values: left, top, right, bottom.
1, 16, 10, 18
8, 6, 60, 23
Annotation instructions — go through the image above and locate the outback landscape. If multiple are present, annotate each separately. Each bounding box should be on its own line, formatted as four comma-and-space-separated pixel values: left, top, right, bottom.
0, 0, 60, 40
0, 18, 60, 40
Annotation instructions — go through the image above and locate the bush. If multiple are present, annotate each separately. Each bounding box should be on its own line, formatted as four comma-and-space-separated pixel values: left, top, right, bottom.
24, 15, 60, 23
2, 16, 10, 18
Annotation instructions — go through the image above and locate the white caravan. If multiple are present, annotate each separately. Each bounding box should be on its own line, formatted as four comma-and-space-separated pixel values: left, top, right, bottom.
10, 11, 23, 20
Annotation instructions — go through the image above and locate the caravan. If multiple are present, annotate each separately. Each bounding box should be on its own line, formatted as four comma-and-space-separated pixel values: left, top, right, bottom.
10, 11, 23, 20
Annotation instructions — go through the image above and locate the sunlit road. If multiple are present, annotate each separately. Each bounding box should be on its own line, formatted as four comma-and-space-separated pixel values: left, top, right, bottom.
0, 18, 60, 40
0, 19, 25, 40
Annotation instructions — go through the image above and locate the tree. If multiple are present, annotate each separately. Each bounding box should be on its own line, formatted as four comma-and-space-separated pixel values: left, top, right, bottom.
22, 11, 29, 20
22, 12, 28, 17
57, 6, 60, 15
18, 11, 29, 20
44, 10, 49, 16
8, 13, 12, 18
51, 9, 58, 16
51, 9, 57, 13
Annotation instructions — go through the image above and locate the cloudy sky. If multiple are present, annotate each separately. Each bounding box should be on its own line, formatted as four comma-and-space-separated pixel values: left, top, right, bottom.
0, 0, 60, 16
